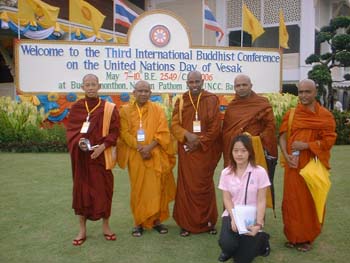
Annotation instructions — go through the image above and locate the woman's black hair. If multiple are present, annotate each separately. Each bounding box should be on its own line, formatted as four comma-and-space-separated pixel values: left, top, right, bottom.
228, 134, 256, 172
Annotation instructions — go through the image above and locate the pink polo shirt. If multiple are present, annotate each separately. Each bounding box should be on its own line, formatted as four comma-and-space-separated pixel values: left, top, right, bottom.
218, 163, 271, 217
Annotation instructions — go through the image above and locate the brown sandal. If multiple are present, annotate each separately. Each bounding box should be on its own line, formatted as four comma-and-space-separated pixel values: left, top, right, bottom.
72, 237, 86, 246
104, 233, 117, 241
284, 241, 296, 248
297, 243, 312, 252
132, 226, 143, 237
153, 224, 168, 234
180, 229, 190, 237
208, 228, 217, 235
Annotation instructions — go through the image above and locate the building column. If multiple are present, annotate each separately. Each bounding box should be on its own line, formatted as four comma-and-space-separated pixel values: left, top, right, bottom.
299, 0, 316, 80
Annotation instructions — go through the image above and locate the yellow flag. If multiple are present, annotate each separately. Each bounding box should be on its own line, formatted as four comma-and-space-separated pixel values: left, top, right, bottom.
0, 11, 10, 22
18, 0, 36, 22
242, 3, 265, 42
69, 0, 106, 34
18, 0, 60, 27
279, 10, 289, 49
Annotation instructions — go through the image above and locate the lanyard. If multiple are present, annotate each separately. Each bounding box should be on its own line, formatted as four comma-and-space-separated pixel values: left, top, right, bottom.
188, 91, 202, 120
244, 172, 252, 205
84, 98, 101, 121
135, 103, 143, 128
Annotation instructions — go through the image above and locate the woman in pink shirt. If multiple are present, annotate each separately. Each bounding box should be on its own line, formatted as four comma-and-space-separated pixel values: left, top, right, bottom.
217, 134, 271, 263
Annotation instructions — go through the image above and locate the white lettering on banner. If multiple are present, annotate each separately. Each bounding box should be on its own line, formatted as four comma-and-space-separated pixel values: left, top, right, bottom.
16, 11, 281, 94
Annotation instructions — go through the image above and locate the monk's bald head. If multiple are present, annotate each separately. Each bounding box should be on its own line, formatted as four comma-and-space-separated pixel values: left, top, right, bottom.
134, 80, 151, 90
187, 70, 202, 80
234, 74, 252, 86
298, 79, 316, 91
83, 74, 99, 83
234, 74, 252, 98
187, 70, 203, 96
133, 80, 151, 106
82, 73, 100, 98
298, 79, 317, 108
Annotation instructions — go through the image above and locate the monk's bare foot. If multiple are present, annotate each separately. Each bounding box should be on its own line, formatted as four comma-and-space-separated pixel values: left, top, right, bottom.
72, 231, 86, 246
102, 224, 116, 241
102, 222, 114, 236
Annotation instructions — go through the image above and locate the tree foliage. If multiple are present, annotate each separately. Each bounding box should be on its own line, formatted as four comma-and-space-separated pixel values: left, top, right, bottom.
305, 16, 350, 107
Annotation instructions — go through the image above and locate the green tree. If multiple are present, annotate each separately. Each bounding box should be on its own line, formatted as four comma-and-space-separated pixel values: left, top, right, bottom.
305, 16, 350, 108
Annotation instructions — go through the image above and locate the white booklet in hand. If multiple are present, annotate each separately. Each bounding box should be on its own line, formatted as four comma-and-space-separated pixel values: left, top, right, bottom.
232, 205, 257, 234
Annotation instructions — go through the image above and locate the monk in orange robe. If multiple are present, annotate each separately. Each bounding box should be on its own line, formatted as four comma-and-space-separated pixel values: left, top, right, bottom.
222, 74, 278, 210
171, 71, 221, 236
66, 74, 120, 246
279, 79, 336, 252
117, 80, 176, 237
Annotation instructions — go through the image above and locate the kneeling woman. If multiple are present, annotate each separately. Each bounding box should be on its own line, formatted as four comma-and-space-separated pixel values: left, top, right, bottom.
218, 134, 270, 263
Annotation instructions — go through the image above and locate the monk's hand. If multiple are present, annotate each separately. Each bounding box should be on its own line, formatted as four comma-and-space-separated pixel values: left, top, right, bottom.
91, 144, 105, 159
142, 144, 154, 154
291, 141, 308, 151
184, 132, 200, 152
188, 141, 201, 152
137, 145, 152, 160
185, 132, 199, 144
285, 153, 299, 168
246, 225, 260, 236
141, 152, 152, 160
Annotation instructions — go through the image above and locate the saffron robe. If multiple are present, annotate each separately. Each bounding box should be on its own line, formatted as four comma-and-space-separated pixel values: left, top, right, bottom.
222, 92, 278, 209
117, 101, 176, 229
171, 91, 221, 233
222, 91, 278, 167
66, 97, 120, 220
280, 102, 336, 243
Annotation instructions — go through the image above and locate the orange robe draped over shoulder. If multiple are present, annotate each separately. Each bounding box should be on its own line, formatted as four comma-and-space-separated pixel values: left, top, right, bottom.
66, 98, 120, 220
171, 91, 221, 233
117, 101, 176, 229
279, 103, 336, 243
222, 91, 278, 167
222, 92, 278, 209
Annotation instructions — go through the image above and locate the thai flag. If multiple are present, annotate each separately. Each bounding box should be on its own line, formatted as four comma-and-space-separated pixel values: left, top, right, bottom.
204, 3, 224, 42
114, 0, 138, 28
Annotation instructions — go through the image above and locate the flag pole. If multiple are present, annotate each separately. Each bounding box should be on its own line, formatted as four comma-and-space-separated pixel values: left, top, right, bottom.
113, 0, 116, 43
278, 9, 281, 49
17, 1, 20, 39
202, 0, 205, 46
17, 17, 20, 39
240, 0, 244, 47
279, 7, 284, 93
113, 19, 116, 43
69, 24, 71, 41
68, 2, 71, 41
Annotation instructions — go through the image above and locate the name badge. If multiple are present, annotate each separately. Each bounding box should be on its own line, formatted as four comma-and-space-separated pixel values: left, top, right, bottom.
137, 128, 145, 142
80, 122, 90, 133
193, 120, 201, 133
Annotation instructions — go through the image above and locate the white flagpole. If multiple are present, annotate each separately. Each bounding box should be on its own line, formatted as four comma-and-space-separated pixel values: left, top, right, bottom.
68, 2, 71, 41
202, 0, 205, 46
17, 17, 20, 39
241, 0, 244, 47
113, 0, 116, 42
69, 24, 71, 41
17, 1, 20, 39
